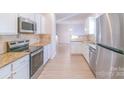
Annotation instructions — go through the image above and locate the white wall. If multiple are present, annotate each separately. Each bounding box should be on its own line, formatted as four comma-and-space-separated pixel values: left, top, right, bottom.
56, 24, 71, 44
71, 24, 84, 36
42, 14, 56, 59
56, 23, 85, 44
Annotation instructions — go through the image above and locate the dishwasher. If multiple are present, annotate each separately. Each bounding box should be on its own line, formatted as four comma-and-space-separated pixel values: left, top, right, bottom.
89, 46, 97, 75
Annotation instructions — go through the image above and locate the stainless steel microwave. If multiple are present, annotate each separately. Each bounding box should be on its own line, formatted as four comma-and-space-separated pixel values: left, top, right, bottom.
18, 17, 36, 34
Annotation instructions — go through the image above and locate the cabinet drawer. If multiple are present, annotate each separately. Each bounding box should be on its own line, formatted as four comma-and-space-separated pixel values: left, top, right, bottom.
12, 55, 29, 70
0, 64, 11, 79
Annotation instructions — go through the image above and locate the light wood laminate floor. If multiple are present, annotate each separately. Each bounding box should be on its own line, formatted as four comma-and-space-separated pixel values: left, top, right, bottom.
38, 44, 95, 79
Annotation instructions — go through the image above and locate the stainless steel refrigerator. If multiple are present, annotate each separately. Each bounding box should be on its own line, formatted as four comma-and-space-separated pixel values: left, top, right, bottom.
96, 13, 124, 79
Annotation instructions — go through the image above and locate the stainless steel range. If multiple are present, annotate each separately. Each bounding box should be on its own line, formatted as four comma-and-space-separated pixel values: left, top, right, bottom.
7, 40, 43, 78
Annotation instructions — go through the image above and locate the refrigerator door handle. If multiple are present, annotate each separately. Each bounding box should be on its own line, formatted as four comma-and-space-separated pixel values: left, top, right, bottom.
97, 43, 124, 55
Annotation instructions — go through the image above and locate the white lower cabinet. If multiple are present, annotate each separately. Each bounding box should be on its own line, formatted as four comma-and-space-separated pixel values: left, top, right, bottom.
71, 42, 83, 54
12, 55, 29, 79
82, 44, 89, 63
43, 44, 52, 65
71, 42, 89, 63
0, 64, 12, 79
44, 46, 48, 64
12, 63, 29, 79
0, 55, 29, 79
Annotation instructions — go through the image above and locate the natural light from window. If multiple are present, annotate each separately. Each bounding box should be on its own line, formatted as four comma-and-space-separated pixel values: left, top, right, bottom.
71, 35, 79, 39
89, 17, 96, 35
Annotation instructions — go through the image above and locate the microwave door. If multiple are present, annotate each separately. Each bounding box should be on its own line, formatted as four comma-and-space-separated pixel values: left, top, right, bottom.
18, 17, 36, 34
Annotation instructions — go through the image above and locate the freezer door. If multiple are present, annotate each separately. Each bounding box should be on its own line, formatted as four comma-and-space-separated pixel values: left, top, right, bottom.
111, 51, 124, 79
96, 45, 124, 79
96, 13, 124, 50
96, 46, 113, 79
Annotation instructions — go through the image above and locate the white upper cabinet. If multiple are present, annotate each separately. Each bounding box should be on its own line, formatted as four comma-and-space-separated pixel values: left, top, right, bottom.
19, 13, 45, 34
35, 14, 42, 34
0, 13, 45, 35
35, 14, 47, 34
0, 13, 18, 35
18, 13, 35, 21
41, 16, 46, 34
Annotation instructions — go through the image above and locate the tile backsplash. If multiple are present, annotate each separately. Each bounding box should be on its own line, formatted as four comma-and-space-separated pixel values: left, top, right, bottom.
0, 34, 40, 54
70, 34, 96, 43
0, 34, 51, 54
0, 41, 7, 54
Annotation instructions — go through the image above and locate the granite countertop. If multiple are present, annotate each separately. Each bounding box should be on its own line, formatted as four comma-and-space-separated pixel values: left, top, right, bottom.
0, 52, 29, 69
0, 41, 50, 69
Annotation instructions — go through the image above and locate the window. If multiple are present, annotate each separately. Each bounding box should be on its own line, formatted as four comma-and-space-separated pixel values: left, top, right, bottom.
71, 35, 79, 39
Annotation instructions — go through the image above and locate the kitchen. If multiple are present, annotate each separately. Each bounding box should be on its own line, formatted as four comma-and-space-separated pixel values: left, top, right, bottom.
0, 13, 124, 79
0, 13, 56, 79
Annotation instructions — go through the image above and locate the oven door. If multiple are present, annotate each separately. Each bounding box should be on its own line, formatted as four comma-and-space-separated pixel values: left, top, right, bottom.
30, 48, 43, 77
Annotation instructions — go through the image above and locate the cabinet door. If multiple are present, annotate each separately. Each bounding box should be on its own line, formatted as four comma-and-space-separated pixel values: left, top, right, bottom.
35, 14, 42, 34
48, 44, 52, 59
0, 64, 12, 79
41, 16, 46, 34
43, 46, 48, 64
12, 55, 29, 79
89, 49, 96, 72
12, 63, 29, 79
43, 44, 52, 64
71, 42, 83, 54
82, 44, 89, 62
19, 13, 35, 21
0, 13, 17, 35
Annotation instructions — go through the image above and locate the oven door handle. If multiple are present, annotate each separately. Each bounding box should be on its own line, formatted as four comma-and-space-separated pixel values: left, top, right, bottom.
31, 48, 43, 56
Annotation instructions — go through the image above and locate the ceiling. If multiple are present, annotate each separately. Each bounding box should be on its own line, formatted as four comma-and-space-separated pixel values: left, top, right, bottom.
56, 13, 97, 24
56, 13, 76, 20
